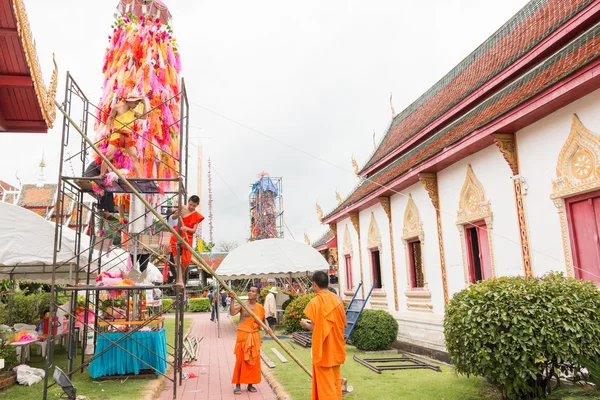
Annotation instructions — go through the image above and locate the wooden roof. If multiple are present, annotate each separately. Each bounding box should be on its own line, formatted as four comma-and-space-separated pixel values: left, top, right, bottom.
0, 0, 57, 133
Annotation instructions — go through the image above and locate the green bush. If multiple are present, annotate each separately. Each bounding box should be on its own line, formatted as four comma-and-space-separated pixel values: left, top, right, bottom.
0, 345, 17, 370
283, 293, 315, 333
0, 292, 67, 325
349, 309, 398, 351
444, 273, 600, 399
189, 298, 210, 312
281, 297, 294, 311
162, 298, 174, 313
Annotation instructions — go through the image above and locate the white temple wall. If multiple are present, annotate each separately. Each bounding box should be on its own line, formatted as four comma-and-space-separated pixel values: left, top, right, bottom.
358, 203, 394, 310
516, 88, 600, 276
438, 144, 522, 299
336, 217, 359, 299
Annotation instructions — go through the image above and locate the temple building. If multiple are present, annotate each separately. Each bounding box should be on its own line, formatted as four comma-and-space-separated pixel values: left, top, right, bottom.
0, 0, 57, 133
321, 0, 600, 358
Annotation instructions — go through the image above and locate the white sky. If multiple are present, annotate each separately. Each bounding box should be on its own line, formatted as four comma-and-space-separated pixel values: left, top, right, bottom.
0, 0, 529, 246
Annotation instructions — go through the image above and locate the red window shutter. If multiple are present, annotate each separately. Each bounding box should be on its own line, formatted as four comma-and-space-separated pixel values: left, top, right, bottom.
567, 196, 600, 283
476, 225, 493, 280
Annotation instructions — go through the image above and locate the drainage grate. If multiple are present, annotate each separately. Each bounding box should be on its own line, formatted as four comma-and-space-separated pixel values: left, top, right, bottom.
353, 355, 442, 373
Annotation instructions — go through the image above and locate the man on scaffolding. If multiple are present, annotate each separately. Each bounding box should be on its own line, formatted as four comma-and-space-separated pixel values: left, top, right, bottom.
100, 90, 149, 178
168, 195, 203, 286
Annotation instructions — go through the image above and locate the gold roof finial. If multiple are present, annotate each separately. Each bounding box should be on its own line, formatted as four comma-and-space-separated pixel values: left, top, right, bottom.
316, 201, 323, 222
304, 232, 311, 245
351, 155, 359, 175
390, 92, 396, 117
336, 190, 343, 205
39, 150, 46, 168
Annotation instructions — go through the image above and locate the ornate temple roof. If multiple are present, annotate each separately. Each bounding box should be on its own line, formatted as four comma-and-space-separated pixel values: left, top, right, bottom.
324, 0, 600, 222
312, 229, 336, 251
359, 0, 593, 175
16, 183, 58, 218
0, 0, 58, 133
0, 180, 18, 202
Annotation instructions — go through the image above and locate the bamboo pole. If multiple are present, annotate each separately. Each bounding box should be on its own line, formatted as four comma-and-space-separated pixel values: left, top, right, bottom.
55, 100, 313, 378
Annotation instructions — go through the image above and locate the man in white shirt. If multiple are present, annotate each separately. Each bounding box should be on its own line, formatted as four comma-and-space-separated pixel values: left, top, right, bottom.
264, 287, 278, 331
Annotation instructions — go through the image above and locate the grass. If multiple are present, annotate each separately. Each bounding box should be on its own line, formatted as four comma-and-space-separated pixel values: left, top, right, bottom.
265, 339, 500, 400
0, 316, 191, 400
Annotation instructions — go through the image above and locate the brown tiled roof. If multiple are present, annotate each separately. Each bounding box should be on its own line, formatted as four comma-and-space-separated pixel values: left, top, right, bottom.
3, 192, 18, 204
0, 180, 18, 193
68, 202, 93, 228
327, 23, 600, 218
17, 183, 57, 208
312, 230, 335, 248
361, 0, 594, 173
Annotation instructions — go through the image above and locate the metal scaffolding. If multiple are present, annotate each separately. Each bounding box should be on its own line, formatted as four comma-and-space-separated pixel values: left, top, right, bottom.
41, 72, 189, 400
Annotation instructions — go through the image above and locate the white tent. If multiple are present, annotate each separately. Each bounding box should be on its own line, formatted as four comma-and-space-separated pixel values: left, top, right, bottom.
0, 202, 162, 284
216, 238, 329, 280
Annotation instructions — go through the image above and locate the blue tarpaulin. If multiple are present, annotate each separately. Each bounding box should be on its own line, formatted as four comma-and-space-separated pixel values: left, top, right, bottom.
251, 177, 278, 197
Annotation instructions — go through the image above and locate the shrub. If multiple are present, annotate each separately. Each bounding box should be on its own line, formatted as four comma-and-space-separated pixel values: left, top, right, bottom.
349, 309, 398, 351
0, 345, 17, 370
444, 273, 600, 399
283, 293, 315, 333
281, 297, 294, 311
189, 298, 210, 312
162, 298, 174, 313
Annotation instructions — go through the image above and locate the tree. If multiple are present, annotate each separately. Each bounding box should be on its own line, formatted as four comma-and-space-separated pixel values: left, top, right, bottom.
217, 240, 238, 252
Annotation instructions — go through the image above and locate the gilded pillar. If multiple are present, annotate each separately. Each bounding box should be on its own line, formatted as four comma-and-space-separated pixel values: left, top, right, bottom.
494, 133, 533, 278
378, 197, 399, 311
418, 172, 449, 305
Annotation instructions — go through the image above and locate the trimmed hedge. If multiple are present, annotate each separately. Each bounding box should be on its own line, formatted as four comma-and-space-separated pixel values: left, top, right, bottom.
349, 309, 398, 351
189, 298, 210, 312
283, 293, 315, 332
444, 273, 600, 399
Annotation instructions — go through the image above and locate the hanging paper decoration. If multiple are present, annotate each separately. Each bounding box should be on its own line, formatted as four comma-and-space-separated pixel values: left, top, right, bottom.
93, 11, 182, 192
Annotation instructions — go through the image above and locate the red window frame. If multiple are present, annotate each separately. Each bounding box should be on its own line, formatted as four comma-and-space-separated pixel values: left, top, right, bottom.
344, 255, 353, 291
464, 221, 492, 283
370, 249, 382, 289
407, 239, 424, 289
565, 190, 600, 283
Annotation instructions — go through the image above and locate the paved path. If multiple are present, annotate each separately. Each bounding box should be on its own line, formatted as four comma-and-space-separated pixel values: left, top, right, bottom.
159, 312, 277, 400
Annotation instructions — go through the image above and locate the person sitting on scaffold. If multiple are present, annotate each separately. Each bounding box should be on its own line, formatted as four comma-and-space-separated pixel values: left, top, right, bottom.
100, 90, 148, 179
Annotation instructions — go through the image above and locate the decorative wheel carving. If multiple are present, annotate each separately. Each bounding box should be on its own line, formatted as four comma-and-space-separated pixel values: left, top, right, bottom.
467, 192, 478, 213
571, 150, 594, 179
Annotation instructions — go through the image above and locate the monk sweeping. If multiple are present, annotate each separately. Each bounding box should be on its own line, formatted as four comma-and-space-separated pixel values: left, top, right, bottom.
229, 287, 265, 395
168, 195, 203, 286
300, 271, 347, 400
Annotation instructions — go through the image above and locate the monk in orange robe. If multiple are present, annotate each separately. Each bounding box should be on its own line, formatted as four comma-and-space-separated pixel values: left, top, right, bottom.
168, 195, 203, 285
301, 271, 347, 400
230, 286, 265, 395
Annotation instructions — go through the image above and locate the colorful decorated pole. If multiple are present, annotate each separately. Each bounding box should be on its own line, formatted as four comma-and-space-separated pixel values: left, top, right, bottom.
93, 0, 182, 192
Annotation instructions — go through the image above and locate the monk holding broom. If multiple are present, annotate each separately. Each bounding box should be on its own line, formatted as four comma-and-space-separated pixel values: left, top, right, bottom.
229, 286, 265, 394
300, 271, 347, 400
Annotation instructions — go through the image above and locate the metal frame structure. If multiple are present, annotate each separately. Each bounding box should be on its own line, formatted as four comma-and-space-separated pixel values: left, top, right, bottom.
41, 72, 190, 400
353, 355, 442, 373
249, 176, 284, 241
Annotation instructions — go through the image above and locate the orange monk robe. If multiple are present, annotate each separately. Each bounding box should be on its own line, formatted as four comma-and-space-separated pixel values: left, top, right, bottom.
169, 211, 204, 267
304, 290, 347, 400
232, 304, 265, 385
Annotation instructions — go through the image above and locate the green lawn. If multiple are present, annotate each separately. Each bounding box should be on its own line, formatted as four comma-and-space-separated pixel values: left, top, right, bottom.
0, 317, 191, 400
264, 339, 499, 400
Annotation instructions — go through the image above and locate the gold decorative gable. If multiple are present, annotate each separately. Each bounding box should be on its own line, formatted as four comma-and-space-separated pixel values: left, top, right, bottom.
12, 0, 58, 129
366, 212, 382, 251
552, 114, 600, 199
457, 165, 493, 226
342, 225, 353, 256
402, 194, 424, 240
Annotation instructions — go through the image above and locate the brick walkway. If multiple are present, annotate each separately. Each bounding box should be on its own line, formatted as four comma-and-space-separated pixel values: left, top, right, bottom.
159, 312, 277, 400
